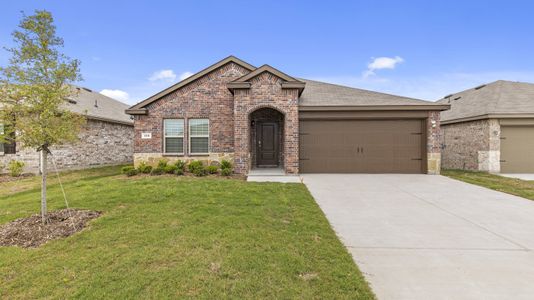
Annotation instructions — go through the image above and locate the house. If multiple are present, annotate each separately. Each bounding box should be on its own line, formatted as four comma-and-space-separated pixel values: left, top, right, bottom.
439, 80, 534, 173
126, 56, 449, 175
0, 86, 134, 173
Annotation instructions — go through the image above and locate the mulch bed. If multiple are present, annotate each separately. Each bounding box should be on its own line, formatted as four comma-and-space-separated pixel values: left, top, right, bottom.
0, 173, 34, 183
0, 209, 101, 248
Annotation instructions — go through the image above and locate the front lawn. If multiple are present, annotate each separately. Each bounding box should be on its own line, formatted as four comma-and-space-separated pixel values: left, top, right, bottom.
0, 168, 374, 299
443, 169, 534, 200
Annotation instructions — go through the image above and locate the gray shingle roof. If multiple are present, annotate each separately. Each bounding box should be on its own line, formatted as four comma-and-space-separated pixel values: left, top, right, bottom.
66, 86, 133, 125
298, 78, 437, 106
438, 80, 534, 123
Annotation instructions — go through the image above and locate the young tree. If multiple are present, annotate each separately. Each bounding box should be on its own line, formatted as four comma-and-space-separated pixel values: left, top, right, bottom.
0, 10, 85, 223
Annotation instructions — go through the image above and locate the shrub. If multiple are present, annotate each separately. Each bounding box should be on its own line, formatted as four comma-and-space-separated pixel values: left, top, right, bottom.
174, 168, 184, 176
188, 160, 204, 173
220, 160, 232, 170
150, 167, 164, 176
206, 165, 219, 174
157, 159, 168, 169
126, 168, 139, 177
192, 167, 207, 177
0, 163, 4, 174
174, 160, 186, 171
8, 160, 25, 177
164, 165, 177, 174
221, 168, 232, 177
137, 161, 152, 174
121, 166, 135, 174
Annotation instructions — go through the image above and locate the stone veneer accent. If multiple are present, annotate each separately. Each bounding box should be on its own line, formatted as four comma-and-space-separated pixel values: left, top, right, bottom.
0, 119, 134, 174
427, 111, 442, 175
441, 119, 500, 172
233, 73, 300, 174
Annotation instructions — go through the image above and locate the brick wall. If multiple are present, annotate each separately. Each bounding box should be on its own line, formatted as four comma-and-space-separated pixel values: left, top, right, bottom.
233, 73, 300, 174
441, 119, 500, 172
0, 119, 133, 174
133, 62, 250, 166
426, 111, 442, 175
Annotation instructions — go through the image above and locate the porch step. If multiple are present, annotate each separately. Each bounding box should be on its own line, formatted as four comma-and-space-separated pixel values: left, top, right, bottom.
247, 168, 301, 183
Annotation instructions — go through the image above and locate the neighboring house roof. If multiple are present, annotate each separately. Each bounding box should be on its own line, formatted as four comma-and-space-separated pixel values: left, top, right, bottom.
298, 79, 448, 110
437, 80, 534, 124
67, 86, 133, 125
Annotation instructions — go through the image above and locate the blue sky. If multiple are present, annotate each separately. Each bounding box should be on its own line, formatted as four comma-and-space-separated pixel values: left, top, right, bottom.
1, 0, 533, 105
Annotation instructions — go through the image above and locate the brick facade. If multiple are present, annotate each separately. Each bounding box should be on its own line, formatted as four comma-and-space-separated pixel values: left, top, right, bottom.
426, 111, 442, 175
133, 63, 300, 175
0, 119, 133, 174
441, 119, 500, 172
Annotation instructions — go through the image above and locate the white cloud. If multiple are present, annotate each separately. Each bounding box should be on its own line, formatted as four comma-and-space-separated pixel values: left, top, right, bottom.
364, 56, 404, 77
149, 69, 177, 82
100, 89, 130, 102
179, 71, 194, 81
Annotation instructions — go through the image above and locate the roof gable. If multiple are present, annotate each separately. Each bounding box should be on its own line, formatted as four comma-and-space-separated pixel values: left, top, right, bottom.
227, 64, 305, 95
126, 56, 256, 114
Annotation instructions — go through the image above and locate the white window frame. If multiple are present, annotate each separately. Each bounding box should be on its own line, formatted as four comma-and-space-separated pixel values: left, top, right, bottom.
188, 119, 210, 155
0, 123, 4, 155
163, 119, 184, 155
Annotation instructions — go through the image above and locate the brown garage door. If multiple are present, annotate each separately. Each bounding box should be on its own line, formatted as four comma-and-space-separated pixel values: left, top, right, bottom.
501, 126, 534, 173
300, 120, 425, 173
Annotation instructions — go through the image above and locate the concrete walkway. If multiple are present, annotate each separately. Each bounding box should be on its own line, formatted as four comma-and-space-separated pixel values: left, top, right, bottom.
500, 173, 534, 181
302, 174, 534, 300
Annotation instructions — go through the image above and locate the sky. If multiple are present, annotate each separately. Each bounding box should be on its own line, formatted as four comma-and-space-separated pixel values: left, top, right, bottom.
1, 0, 533, 105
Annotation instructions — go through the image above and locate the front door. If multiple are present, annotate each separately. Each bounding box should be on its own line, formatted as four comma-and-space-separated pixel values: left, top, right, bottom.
256, 122, 279, 167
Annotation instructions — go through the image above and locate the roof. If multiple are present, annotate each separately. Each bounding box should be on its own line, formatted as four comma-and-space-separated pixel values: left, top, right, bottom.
126, 56, 256, 114
66, 86, 133, 125
299, 79, 448, 110
438, 80, 534, 124
227, 64, 305, 95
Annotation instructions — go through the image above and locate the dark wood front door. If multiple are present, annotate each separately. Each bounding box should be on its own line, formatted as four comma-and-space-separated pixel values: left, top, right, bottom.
256, 122, 279, 167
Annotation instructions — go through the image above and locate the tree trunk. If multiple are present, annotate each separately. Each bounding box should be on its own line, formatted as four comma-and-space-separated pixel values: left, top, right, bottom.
40, 149, 47, 224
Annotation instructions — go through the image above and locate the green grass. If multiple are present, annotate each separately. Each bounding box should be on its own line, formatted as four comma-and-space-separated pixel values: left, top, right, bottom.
443, 169, 534, 200
0, 167, 374, 299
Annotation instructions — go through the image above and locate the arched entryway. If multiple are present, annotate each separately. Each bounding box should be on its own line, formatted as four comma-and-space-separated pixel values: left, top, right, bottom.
249, 107, 285, 169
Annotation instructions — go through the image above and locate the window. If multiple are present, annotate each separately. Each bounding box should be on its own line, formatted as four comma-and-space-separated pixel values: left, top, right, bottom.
0, 124, 16, 155
164, 119, 184, 154
189, 119, 209, 154
0, 124, 4, 154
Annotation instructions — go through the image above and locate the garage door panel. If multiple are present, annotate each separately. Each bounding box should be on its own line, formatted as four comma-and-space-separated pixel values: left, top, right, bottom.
300, 120, 424, 173
501, 126, 534, 173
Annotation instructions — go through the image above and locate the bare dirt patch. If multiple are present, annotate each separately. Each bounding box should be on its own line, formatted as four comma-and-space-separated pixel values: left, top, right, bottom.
0, 209, 101, 248
0, 173, 34, 183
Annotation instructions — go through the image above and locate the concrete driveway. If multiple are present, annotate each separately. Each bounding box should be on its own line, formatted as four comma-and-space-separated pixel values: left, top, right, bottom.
302, 174, 534, 300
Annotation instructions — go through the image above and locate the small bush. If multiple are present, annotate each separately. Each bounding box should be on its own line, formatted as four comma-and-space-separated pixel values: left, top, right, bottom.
174, 168, 184, 176
137, 161, 152, 174
188, 160, 204, 173
126, 168, 139, 177
150, 167, 164, 176
121, 166, 135, 174
8, 160, 25, 177
206, 165, 219, 174
221, 168, 232, 176
157, 159, 168, 169
192, 167, 207, 177
220, 160, 232, 170
174, 160, 186, 171
0, 163, 5, 174
164, 165, 177, 174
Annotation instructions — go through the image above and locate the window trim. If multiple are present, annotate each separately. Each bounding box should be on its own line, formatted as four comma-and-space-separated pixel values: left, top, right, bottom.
163, 118, 185, 155
0, 123, 4, 156
188, 118, 210, 155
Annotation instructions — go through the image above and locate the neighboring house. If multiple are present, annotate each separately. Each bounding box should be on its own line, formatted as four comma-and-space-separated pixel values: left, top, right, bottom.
0, 86, 134, 173
439, 80, 534, 173
126, 56, 449, 175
